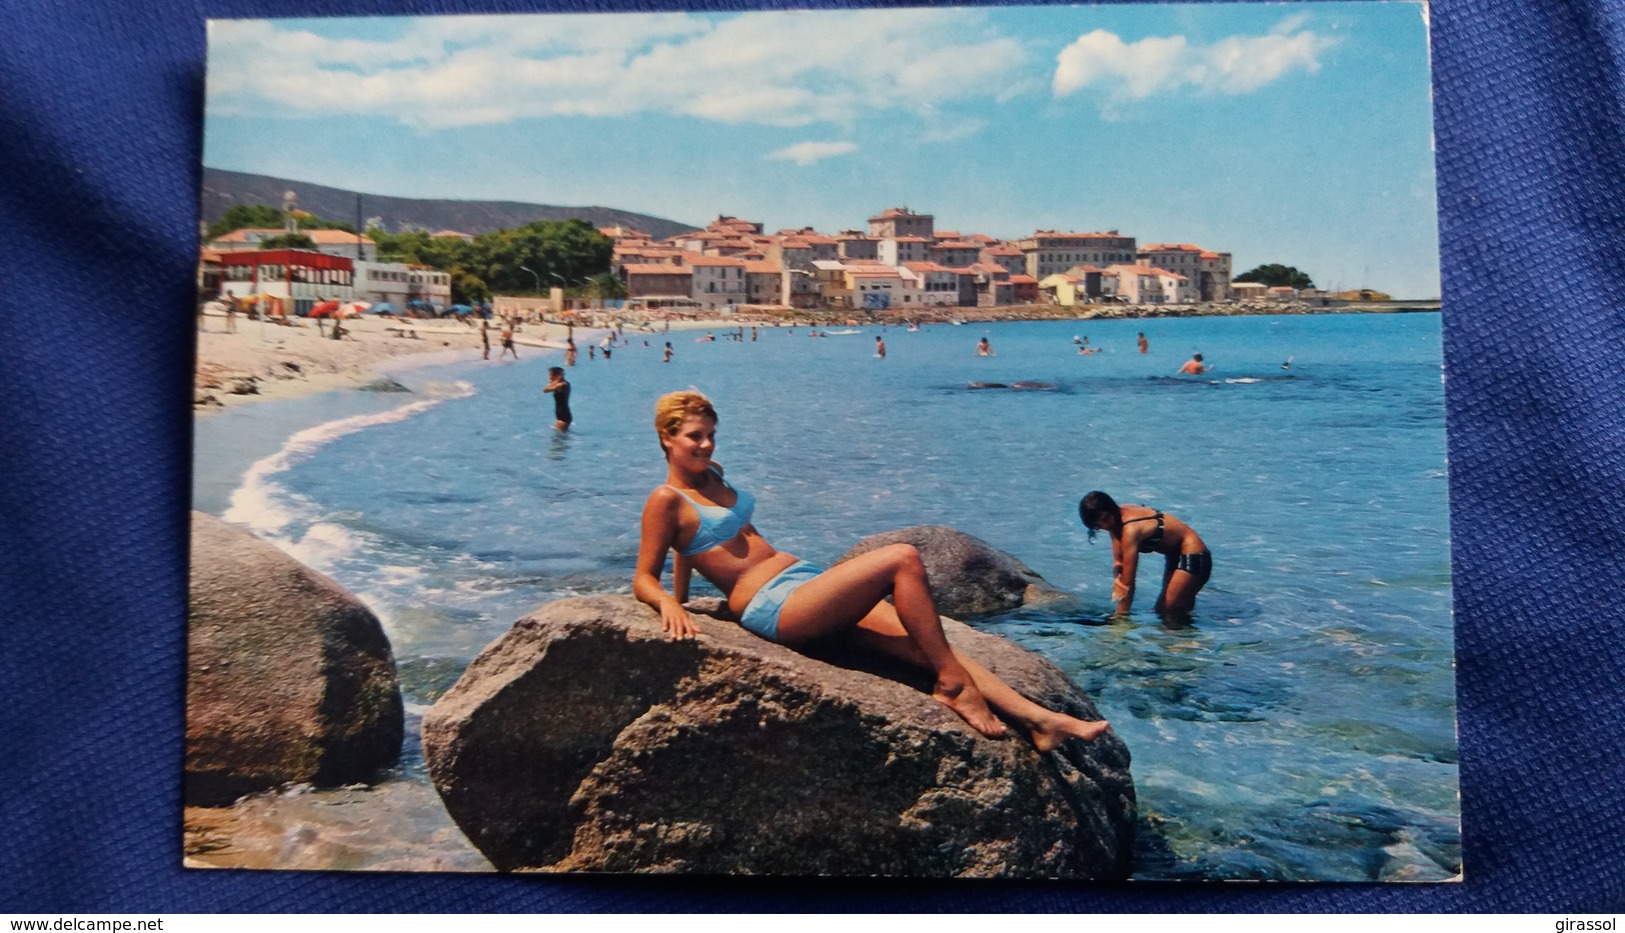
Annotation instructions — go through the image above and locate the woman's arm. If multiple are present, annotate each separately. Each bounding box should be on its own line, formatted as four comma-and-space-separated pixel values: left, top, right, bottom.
672, 551, 691, 604
634, 490, 702, 639
1111, 533, 1138, 614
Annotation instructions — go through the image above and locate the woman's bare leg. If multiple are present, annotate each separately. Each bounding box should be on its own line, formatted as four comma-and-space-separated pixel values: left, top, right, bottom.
845, 606, 1110, 750
775, 544, 1005, 737
1159, 566, 1203, 618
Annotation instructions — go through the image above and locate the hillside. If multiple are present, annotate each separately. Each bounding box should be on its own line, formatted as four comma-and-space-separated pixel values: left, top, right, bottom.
200, 168, 700, 241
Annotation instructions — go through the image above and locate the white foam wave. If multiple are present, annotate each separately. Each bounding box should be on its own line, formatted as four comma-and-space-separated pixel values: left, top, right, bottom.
282, 521, 362, 571
223, 383, 477, 537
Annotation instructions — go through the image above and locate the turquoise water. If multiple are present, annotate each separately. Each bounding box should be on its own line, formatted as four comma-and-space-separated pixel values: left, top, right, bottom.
193, 313, 1460, 881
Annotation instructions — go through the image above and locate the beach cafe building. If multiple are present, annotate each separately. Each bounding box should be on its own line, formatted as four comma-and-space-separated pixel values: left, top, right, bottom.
217, 249, 354, 317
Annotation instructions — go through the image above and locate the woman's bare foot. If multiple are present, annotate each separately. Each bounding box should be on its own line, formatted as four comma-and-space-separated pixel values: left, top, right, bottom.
933, 678, 1008, 738
1030, 713, 1110, 751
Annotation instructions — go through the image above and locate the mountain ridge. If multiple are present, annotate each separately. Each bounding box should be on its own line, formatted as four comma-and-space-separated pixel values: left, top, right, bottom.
200, 168, 700, 241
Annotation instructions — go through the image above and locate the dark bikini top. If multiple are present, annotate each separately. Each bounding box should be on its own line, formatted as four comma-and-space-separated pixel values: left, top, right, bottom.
1124, 510, 1165, 553
667, 467, 755, 557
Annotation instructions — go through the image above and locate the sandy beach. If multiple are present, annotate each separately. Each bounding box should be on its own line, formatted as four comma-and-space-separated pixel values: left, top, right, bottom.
193, 311, 802, 410
194, 314, 578, 411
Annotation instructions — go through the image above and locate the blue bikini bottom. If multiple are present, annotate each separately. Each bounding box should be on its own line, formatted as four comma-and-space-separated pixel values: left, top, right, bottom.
738, 560, 824, 642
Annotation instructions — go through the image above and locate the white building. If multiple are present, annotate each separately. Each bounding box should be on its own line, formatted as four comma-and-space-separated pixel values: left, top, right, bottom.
353, 261, 452, 308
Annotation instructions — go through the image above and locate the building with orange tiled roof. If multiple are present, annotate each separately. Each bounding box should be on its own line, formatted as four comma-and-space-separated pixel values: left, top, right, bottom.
599, 224, 651, 240
1016, 230, 1137, 280
868, 207, 934, 240
899, 262, 962, 306
929, 240, 982, 268
621, 264, 695, 303
684, 255, 748, 310
979, 245, 1026, 278
1105, 264, 1193, 304
835, 231, 880, 261
1138, 243, 1231, 300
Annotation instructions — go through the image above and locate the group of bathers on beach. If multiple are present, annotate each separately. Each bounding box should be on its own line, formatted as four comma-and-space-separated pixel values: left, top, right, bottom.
632, 388, 1211, 748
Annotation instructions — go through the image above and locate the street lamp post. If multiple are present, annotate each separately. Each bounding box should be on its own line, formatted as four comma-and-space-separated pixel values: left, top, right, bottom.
519, 265, 542, 294
519, 266, 543, 323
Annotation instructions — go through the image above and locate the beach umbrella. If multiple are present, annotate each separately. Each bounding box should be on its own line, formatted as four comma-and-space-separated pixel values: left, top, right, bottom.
449, 304, 474, 316
338, 301, 371, 317
366, 302, 397, 315
309, 300, 340, 318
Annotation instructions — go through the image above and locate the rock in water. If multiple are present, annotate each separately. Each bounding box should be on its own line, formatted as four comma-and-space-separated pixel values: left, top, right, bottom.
186, 511, 404, 805
422, 594, 1134, 878
836, 525, 1076, 618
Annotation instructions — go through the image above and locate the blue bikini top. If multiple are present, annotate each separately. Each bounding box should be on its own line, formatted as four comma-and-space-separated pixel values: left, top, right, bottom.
668, 467, 755, 557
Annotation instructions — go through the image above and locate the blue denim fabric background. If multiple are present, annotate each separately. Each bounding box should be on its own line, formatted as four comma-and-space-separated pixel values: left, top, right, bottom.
3, 0, 1622, 913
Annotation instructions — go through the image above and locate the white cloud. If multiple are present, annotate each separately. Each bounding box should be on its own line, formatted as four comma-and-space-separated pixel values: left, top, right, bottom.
767, 141, 858, 166
1052, 19, 1337, 111
207, 9, 1029, 130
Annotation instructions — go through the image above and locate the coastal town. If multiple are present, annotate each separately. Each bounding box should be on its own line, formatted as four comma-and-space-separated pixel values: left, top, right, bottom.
198, 196, 1391, 324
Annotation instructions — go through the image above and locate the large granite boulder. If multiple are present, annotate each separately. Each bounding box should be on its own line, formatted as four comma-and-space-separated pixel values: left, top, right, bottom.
422, 594, 1134, 878
187, 511, 404, 806
836, 525, 1076, 618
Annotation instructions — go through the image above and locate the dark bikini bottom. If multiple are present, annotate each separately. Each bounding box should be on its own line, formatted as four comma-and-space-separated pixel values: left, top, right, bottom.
1166, 550, 1213, 586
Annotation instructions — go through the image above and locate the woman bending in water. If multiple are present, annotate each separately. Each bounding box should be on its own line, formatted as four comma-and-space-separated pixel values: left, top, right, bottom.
634, 390, 1109, 748
1078, 491, 1211, 619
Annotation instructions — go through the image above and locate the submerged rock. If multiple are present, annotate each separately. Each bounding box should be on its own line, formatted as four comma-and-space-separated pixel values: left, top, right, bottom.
836, 525, 1077, 618
422, 593, 1134, 878
186, 511, 404, 806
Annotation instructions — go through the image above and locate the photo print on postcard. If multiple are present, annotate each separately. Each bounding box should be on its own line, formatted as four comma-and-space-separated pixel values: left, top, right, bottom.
187, 2, 1458, 881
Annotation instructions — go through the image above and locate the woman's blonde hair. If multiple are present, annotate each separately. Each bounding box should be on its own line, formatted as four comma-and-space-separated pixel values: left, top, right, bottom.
654, 390, 717, 450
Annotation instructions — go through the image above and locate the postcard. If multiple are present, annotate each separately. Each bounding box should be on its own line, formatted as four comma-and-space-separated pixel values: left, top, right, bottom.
186, 2, 1457, 881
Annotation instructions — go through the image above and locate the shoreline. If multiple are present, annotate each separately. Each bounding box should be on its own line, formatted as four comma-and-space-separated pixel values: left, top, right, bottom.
194, 315, 580, 413
194, 301, 1437, 413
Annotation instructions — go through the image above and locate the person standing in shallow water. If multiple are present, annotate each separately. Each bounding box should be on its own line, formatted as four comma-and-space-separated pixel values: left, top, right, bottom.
542, 366, 572, 431
1178, 352, 1207, 375
1077, 490, 1211, 620
1137, 332, 1149, 354
875, 335, 886, 359
633, 389, 1110, 747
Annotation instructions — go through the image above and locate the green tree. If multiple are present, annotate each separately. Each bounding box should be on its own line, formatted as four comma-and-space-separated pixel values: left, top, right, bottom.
207, 204, 285, 239
464, 219, 613, 294
257, 232, 317, 250
449, 267, 489, 305
583, 271, 627, 300
1234, 264, 1315, 290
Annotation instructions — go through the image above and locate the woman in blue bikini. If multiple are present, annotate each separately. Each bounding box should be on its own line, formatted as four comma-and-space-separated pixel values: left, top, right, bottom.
634, 390, 1109, 747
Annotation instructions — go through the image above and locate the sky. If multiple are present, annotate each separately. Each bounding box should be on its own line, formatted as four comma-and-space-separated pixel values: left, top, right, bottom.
203, 2, 1440, 298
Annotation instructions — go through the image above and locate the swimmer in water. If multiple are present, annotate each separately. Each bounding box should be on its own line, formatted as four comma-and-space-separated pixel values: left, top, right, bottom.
976, 337, 993, 357
1078, 491, 1211, 621
1177, 353, 1208, 375
635, 390, 1111, 746
1137, 332, 1149, 354
542, 366, 572, 431
875, 335, 886, 359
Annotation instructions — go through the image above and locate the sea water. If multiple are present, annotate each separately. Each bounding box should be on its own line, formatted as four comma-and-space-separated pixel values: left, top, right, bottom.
193, 313, 1460, 881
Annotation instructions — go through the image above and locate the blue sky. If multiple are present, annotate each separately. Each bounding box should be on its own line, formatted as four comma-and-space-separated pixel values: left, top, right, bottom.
204, 2, 1439, 297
